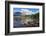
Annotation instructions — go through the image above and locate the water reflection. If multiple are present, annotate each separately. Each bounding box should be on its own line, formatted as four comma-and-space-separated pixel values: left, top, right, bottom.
14, 16, 25, 28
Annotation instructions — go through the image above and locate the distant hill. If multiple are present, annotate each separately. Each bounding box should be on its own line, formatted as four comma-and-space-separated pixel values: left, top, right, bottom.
14, 12, 22, 16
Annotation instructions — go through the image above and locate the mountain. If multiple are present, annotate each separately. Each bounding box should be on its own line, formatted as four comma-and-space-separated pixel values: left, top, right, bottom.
14, 12, 22, 16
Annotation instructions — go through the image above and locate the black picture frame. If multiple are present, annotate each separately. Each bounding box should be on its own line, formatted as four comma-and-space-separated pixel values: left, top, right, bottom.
5, 1, 45, 35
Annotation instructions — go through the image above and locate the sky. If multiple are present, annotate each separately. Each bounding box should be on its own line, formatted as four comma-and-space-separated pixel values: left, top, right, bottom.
13, 8, 39, 14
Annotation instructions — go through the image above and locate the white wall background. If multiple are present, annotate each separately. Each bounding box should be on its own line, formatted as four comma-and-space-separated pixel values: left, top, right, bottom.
0, 0, 46, 36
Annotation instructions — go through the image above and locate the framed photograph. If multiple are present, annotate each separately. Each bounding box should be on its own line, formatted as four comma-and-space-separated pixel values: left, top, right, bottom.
5, 1, 45, 35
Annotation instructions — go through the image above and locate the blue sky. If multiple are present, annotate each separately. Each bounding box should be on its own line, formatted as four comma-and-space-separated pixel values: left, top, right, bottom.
13, 8, 39, 14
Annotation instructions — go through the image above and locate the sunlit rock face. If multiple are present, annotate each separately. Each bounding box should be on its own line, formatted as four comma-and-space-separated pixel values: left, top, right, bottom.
21, 11, 32, 15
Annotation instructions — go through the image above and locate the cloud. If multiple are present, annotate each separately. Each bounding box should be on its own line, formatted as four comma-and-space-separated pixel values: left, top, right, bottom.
13, 8, 39, 15
32, 10, 39, 14
21, 9, 31, 12
20, 9, 32, 15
